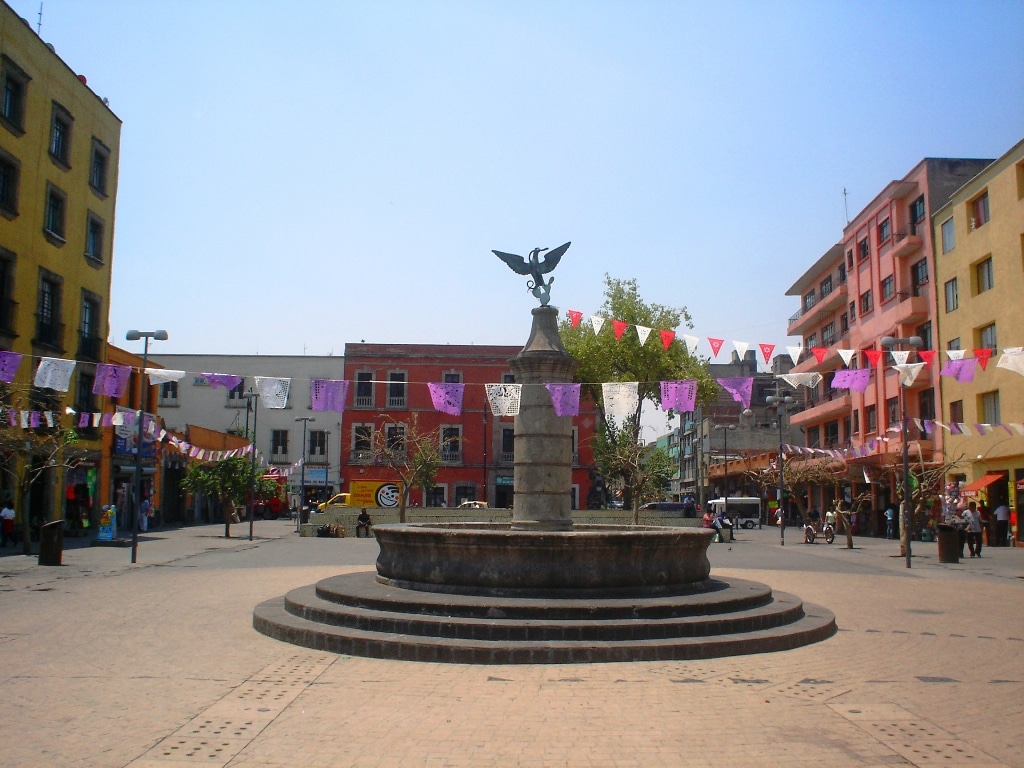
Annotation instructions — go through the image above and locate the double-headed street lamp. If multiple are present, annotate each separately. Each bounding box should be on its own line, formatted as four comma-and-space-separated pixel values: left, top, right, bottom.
125, 329, 168, 564
242, 389, 260, 542
766, 387, 794, 546
294, 416, 315, 532
713, 409, 752, 526
881, 334, 924, 570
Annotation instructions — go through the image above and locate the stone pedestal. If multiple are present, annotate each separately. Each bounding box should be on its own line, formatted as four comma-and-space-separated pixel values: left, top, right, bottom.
509, 307, 578, 531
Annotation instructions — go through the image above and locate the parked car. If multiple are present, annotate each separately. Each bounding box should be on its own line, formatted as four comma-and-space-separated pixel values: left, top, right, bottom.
457, 500, 488, 509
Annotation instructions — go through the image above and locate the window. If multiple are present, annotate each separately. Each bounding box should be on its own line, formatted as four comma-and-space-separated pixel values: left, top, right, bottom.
949, 400, 964, 424
821, 322, 836, 348
970, 192, 989, 230
886, 397, 900, 426
501, 427, 515, 461
1, 55, 30, 133
842, 416, 852, 442
271, 430, 289, 457
0, 249, 15, 334
36, 270, 63, 350
911, 259, 928, 294
0, 147, 19, 217
355, 371, 373, 407
89, 138, 110, 196
947, 337, 961, 352
353, 424, 373, 459
846, 249, 854, 268
803, 290, 816, 311
837, 263, 846, 284
309, 430, 327, 457
978, 323, 997, 351
859, 290, 873, 314
852, 410, 860, 435
387, 371, 406, 408
824, 421, 839, 447
49, 102, 73, 168
441, 426, 462, 462
980, 391, 1000, 424
227, 380, 246, 404
910, 195, 926, 235
443, 371, 461, 384
502, 373, 516, 384
158, 381, 178, 405
839, 312, 849, 336
455, 485, 476, 505
804, 333, 816, 349
944, 278, 959, 312
806, 425, 820, 449
85, 212, 105, 263
849, 300, 856, 321
941, 218, 955, 253
858, 237, 870, 261
44, 184, 67, 242
918, 388, 935, 421
916, 321, 932, 351
386, 423, 405, 454
78, 291, 101, 360
820, 275, 833, 297
75, 371, 95, 415
877, 218, 891, 244
865, 405, 877, 433
880, 275, 895, 302
975, 257, 994, 293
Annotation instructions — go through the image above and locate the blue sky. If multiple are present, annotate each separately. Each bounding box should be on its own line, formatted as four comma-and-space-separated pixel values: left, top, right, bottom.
11, 1, 1023, 367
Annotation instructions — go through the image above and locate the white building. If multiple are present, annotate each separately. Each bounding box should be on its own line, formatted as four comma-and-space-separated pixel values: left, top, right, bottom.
149, 354, 345, 507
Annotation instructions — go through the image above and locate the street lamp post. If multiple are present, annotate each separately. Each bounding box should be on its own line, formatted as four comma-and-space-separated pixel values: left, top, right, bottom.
125, 330, 168, 564
713, 424, 735, 521
766, 388, 794, 546
881, 334, 924, 570
242, 389, 260, 542
294, 416, 315, 532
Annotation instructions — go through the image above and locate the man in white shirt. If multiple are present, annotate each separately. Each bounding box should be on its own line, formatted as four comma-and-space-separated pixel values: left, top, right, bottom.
1, 502, 15, 547
963, 502, 984, 558
993, 504, 1010, 547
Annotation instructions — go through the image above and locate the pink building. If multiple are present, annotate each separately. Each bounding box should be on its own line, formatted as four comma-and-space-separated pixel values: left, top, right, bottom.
785, 159, 991, 534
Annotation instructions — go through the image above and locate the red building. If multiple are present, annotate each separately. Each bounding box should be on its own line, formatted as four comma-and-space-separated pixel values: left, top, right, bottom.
339, 343, 598, 509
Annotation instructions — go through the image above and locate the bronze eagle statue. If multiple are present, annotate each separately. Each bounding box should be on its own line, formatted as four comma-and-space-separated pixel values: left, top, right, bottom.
492, 241, 571, 306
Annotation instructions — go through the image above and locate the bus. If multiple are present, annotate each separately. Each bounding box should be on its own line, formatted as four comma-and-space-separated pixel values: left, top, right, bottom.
707, 497, 762, 528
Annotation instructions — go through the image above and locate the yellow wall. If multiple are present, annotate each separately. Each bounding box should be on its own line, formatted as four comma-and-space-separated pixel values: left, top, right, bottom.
933, 138, 1024, 512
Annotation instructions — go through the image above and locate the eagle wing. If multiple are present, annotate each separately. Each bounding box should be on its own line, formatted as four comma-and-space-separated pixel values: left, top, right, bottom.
492, 250, 531, 275
536, 241, 571, 274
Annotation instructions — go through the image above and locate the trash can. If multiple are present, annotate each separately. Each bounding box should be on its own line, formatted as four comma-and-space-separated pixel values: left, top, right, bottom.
936, 523, 959, 564
38, 520, 64, 566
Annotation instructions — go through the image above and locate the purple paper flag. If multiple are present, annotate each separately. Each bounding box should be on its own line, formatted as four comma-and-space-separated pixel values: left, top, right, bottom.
29, 411, 41, 428
202, 372, 243, 390
0, 350, 23, 383
101, 412, 114, 427
545, 383, 581, 417
715, 377, 754, 409
78, 412, 90, 427
92, 363, 132, 397
831, 368, 872, 393
660, 380, 698, 413
310, 379, 349, 412
428, 382, 465, 416
940, 358, 978, 383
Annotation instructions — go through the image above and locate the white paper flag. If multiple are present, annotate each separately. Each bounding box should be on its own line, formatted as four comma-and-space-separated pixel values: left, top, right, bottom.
590, 316, 605, 335
254, 376, 291, 409
145, 368, 187, 385
893, 362, 925, 387
683, 335, 700, 356
996, 348, 1024, 376
602, 382, 639, 426
34, 357, 76, 391
779, 372, 822, 389
733, 341, 749, 359
485, 383, 522, 416
890, 350, 910, 366
635, 325, 652, 346
946, 349, 966, 361
837, 349, 856, 367
786, 346, 803, 366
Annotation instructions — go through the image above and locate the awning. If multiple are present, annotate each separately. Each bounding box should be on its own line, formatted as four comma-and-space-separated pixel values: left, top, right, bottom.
960, 473, 1006, 498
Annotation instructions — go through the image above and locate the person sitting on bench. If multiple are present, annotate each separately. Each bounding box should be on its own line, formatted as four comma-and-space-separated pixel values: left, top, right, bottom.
356, 508, 373, 538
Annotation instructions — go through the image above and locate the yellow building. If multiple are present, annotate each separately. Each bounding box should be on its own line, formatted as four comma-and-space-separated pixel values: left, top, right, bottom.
932, 138, 1024, 541
1, 2, 121, 536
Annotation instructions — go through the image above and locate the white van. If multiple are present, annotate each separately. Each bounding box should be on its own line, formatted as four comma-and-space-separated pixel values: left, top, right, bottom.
707, 497, 762, 529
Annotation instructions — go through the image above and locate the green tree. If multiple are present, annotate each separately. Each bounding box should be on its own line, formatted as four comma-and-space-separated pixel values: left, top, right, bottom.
371, 415, 446, 523
181, 456, 277, 509
590, 416, 675, 522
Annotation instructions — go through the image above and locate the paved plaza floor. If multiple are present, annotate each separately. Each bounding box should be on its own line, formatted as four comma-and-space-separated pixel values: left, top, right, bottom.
1, 521, 1021, 767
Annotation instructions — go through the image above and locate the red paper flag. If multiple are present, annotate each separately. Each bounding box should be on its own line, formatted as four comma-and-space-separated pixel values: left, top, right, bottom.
758, 343, 775, 364
974, 348, 993, 370
864, 349, 883, 367
811, 347, 828, 365
918, 349, 936, 368
659, 329, 675, 350
612, 319, 628, 341
707, 338, 724, 358
567, 309, 583, 328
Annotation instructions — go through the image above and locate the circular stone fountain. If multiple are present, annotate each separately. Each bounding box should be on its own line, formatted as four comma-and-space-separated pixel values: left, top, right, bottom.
254, 306, 835, 663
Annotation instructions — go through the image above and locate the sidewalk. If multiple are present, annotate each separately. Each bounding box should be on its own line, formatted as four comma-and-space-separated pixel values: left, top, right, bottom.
1, 523, 1021, 767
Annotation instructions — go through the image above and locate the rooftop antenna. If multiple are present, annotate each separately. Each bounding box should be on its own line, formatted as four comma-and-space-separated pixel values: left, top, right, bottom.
843, 187, 850, 225
36, 2, 43, 34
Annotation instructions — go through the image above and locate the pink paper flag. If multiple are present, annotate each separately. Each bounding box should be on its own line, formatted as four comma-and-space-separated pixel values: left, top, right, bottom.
707, 338, 724, 358
659, 329, 675, 351
974, 348, 993, 370
919, 349, 936, 368
428, 382, 464, 416
811, 347, 828, 365
612, 319, 629, 340
864, 349, 883, 368
545, 383, 581, 417
758, 343, 775, 364
567, 310, 583, 328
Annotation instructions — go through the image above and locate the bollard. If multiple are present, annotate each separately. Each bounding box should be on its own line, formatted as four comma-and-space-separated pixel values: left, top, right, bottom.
38, 520, 64, 566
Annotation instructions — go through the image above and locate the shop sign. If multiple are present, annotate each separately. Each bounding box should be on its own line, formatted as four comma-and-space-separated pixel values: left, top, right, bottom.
496, 476, 513, 487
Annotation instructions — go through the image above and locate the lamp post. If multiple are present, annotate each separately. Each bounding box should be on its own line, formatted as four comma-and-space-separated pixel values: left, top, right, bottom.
242, 389, 259, 541
295, 416, 315, 532
125, 329, 168, 564
714, 410, 752, 526
880, 334, 923, 569
766, 388, 794, 546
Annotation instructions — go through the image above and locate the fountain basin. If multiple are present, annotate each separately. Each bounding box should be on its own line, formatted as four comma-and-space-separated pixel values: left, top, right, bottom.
374, 522, 714, 597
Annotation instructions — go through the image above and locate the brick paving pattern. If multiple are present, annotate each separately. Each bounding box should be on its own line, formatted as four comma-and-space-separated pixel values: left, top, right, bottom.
1, 524, 1020, 767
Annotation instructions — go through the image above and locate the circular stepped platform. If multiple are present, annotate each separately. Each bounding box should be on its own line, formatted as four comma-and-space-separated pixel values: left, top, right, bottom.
253, 571, 836, 664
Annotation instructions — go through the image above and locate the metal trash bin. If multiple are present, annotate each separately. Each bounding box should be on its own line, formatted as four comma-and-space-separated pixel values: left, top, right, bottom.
38, 520, 64, 566
936, 523, 959, 564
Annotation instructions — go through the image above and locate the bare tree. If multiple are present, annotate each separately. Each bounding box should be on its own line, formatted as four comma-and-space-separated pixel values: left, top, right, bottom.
370, 414, 451, 523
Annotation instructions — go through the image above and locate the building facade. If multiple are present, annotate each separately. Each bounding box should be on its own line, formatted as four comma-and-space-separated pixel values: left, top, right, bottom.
340, 343, 599, 509
1, 4, 121, 530
785, 158, 993, 533
932, 139, 1024, 534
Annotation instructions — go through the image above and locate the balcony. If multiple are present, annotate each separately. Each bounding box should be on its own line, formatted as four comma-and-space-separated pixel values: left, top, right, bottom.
78, 332, 103, 362
350, 450, 373, 463
270, 450, 290, 464
0, 297, 17, 335
891, 230, 923, 259
789, 391, 852, 427
306, 453, 328, 465
34, 318, 65, 351
440, 450, 463, 464
786, 282, 847, 335
354, 395, 373, 408
888, 290, 930, 325
499, 451, 515, 463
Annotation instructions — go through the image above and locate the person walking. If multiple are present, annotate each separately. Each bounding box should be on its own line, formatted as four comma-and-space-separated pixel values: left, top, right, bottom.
963, 501, 984, 558
993, 503, 1010, 546
884, 505, 896, 539
1, 501, 15, 547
